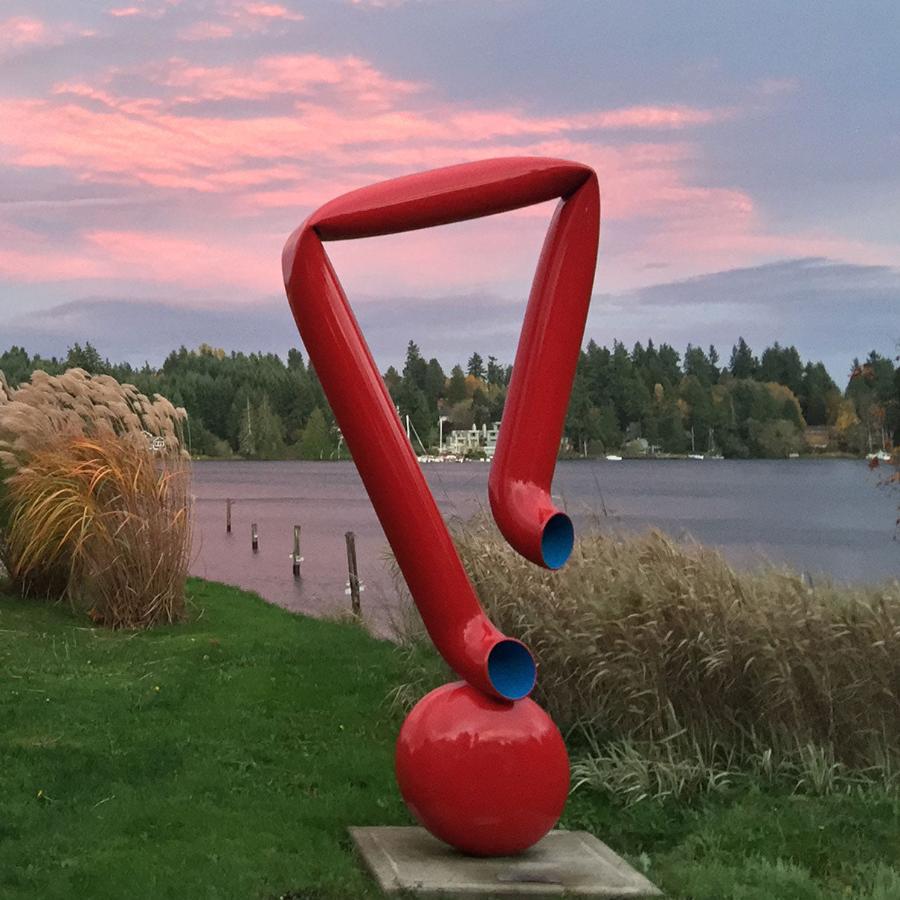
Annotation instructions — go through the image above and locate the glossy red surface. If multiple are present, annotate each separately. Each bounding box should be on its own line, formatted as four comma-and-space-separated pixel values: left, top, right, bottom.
488, 172, 600, 569
395, 682, 570, 856
282, 157, 600, 700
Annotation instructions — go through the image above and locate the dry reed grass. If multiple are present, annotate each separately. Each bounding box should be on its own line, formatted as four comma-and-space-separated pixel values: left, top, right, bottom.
0, 367, 186, 472
0, 369, 191, 627
392, 518, 900, 795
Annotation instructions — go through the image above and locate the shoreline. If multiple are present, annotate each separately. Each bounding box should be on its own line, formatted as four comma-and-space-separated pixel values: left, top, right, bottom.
188, 452, 869, 463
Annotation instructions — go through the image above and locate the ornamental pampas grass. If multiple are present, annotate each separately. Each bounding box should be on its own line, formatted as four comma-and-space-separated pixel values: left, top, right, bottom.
0, 368, 191, 628
0, 367, 187, 469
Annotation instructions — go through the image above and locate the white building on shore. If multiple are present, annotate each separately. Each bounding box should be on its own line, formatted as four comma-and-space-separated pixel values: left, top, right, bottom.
446, 422, 501, 458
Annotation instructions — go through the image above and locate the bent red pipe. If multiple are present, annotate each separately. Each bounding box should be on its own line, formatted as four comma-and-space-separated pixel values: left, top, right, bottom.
282, 157, 599, 701
489, 170, 600, 568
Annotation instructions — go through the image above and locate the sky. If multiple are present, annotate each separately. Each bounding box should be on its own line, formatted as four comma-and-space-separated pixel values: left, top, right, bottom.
0, 0, 898, 381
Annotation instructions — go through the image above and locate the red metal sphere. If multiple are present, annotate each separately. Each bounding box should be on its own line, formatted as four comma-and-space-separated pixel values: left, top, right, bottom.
395, 682, 570, 856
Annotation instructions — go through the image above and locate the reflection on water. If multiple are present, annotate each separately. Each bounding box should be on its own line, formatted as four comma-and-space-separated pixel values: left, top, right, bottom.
190, 459, 898, 633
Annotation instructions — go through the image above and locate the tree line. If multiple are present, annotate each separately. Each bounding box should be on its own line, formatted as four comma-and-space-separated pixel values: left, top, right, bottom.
0, 337, 897, 460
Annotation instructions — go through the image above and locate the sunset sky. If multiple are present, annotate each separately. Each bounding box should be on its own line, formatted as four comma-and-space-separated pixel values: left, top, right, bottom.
1, 1, 898, 378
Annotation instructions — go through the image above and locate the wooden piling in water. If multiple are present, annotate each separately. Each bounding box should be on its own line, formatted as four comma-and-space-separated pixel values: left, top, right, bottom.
226, 498, 232, 533
251, 522, 259, 553
345, 531, 361, 616
292, 525, 302, 577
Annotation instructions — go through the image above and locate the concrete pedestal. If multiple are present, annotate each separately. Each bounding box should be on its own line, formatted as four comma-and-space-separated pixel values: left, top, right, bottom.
350, 827, 663, 898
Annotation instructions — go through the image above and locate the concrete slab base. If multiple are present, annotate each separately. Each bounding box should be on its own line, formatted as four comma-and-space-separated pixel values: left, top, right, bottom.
350, 826, 663, 898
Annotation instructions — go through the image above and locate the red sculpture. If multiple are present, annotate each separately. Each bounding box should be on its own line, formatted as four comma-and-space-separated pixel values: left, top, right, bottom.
283, 157, 600, 855
395, 682, 570, 856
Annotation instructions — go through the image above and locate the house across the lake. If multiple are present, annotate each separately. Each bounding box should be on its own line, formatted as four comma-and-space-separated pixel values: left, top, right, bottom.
446, 422, 500, 458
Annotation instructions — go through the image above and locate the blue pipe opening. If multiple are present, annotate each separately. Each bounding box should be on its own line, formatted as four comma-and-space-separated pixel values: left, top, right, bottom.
541, 512, 574, 570
487, 640, 536, 700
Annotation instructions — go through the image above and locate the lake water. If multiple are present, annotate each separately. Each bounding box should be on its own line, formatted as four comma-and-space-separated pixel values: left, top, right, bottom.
190, 459, 898, 634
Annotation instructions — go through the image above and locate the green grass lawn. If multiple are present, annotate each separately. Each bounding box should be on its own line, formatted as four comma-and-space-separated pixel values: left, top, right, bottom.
0, 580, 409, 899
2, 580, 898, 899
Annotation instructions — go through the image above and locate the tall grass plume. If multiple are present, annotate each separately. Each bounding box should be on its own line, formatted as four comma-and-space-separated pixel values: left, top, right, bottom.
0, 368, 191, 627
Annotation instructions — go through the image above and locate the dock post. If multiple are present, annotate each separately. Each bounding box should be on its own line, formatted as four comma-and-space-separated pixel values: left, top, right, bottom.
292, 525, 302, 577
226, 498, 232, 533
345, 531, 361, 616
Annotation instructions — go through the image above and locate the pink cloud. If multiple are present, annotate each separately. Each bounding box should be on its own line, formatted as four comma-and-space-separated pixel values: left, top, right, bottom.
0, 15, 97, 58
0, 89, 732, 220
106, 1, 181, 19
0, 223, 106, 281
176, 0, 303, 40
83, 229, 279, 289
177, 21, 235, 40
2, 43, 894, 300
586, 105, 729, 129
0, 224, 280, 291
151, 54, 420, 105
0, 16, 92, 57
0, 17, 48, 52
0, 246, 106, 282
234, 2, 304, 21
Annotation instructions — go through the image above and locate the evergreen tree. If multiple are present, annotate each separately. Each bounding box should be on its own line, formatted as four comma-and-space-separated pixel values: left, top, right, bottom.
471, 388, 492, 428
486, 355, 504, 386
278, 367, 315, 443
847, 350, 898, 449
423, 358, 446, 408
446, 365, 468, 404
66, 342, 108, 374
658, 402, 690, 453
254, 396, 286, 459
306, 363, 330, 423
383, 366, 402, 404
0, 346, 36, 386
594, 406, 622, 451
487, 387, 506, 423
0, 334, 863, 461
729, 337, 758, 379
684, 344, 716, 386
300, 407, 333, 459
466, 352, 485, 380
680, 374, 715, 436
237, 396, 256, 457
655, 343, 682, 389
708, 345, 720, 381
287, 348, 306, 372
402, 340, 428, 391
759, 342, 804, 395
584, 339, 612, 405
565, 359, 595, 452
609, 340, 651, 429
799, 362, 839, 427
397, 366, 432, 445
189, 416, 231, 458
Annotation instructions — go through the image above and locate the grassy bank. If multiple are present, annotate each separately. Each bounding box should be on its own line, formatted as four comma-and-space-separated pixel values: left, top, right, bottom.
2, 578, 899, 898
0, 580, 408, 899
